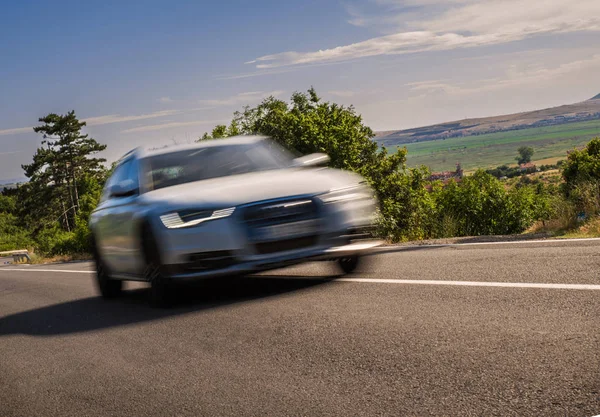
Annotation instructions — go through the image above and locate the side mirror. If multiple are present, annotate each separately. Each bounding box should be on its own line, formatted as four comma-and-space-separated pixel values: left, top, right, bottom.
110, 180, 137, 198
293, 153, 330, 168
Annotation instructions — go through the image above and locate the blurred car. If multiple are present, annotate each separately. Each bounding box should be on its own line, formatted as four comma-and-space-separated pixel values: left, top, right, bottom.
89, 136, 381, 306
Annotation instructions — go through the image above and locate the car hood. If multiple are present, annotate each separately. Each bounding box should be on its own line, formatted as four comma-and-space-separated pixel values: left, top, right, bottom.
139, 168, 365, 209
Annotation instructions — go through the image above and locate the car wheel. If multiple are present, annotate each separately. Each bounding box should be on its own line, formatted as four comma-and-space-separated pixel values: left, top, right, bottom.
338, 256, 360, 274
93, 244, 123, 299
142, 225, 174, 308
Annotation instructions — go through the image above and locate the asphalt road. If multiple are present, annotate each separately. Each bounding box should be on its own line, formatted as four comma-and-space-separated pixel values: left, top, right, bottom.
1, 239, 599, 416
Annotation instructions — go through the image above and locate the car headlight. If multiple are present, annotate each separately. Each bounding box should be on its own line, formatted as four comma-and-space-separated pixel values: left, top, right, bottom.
159, 207, 235, 229
318, 184, 373, 204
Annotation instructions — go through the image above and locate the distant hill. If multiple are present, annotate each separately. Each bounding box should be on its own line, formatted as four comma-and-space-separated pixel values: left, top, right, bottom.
0, 177, 27, 186
0, 177, 27, 191
375, 97, 600, 147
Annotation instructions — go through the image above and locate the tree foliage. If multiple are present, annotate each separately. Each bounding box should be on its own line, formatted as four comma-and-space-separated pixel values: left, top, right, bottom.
431, 170, 552, 237
2, 111, 109, 255
199, 88, 415, 239
20, 111, 107, 233
561, 138, 600, 189
560, 138, 600, 215
0, 194, 34, 251
199, 121, 240, 141
516, 146, 534, 165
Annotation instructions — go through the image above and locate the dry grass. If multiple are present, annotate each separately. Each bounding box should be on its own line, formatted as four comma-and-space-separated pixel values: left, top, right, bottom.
558, 216, 600, 238
29, 252, 92, 265
533, 156, 565, 166
527, 214, 600, 239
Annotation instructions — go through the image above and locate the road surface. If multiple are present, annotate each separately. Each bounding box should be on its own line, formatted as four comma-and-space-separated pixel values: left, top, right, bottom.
1, 239, 599, 416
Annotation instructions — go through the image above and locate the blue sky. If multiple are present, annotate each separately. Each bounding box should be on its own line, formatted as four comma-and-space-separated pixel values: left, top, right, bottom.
1, 0, 600, 179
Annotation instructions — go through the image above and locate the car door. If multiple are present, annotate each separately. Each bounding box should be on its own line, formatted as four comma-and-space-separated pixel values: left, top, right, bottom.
94, 160, 131, 273
109, 158, 141, 274
94, 158, 140, 274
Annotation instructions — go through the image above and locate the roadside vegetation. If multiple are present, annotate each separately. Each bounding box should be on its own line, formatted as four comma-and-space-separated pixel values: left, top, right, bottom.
3, 87, 600, 260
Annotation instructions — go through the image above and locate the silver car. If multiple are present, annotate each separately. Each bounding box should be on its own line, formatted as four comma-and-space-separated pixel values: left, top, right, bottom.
90, 136, 381, 306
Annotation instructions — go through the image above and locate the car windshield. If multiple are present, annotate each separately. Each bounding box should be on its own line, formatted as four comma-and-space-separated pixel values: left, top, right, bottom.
143, 139, 295, 191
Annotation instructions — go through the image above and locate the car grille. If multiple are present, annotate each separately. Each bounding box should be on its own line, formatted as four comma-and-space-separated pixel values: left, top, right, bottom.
164, 250, 236, 275
242, 198, 320, 255
254, 236, 318, 255
186, 251, 236, 270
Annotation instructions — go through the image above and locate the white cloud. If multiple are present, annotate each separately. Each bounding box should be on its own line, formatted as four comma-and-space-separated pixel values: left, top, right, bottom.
249, 31, 523, 68
121, 120, 227, 134
198, 91, 284, 106
418, 0, 600, 35
158, 97, 174, 103
249, 0, 600, 68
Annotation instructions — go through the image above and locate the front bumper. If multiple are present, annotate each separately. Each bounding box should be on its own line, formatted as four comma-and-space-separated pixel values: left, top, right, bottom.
163, 239, 383, 281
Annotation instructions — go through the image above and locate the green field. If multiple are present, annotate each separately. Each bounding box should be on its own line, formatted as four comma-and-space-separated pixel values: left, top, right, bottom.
393, 120, 600, 172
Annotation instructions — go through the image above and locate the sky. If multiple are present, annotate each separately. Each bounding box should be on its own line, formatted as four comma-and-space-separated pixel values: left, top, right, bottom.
1, 0, 600, 180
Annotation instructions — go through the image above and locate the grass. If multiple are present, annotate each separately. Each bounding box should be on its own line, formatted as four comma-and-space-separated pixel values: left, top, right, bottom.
29, 252, 92, 264
390, 120, 600, 172
526, 211, 600, 239
556, 217, 600, 239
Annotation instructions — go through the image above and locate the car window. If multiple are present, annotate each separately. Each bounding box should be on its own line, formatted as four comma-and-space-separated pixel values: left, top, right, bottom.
143, 140, 295, 191
126, 158, 140, 191
100, 160, 132, 202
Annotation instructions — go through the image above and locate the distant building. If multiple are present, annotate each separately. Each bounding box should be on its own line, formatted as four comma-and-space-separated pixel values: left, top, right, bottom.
428, 163, 464, 182
518, 162, 537, 172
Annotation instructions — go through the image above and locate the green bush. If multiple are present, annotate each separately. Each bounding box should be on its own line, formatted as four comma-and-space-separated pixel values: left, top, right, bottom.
429, 170, 550, 237
33, 216, 93, 256
0, 213, 35, 252
559, 137, 600, 219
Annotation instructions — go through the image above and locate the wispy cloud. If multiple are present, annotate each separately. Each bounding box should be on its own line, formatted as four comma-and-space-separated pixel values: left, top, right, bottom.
198, 91, 284, 106
84, 110, 181, 126
158, 97, 174, 103
0, 127, 33, 136
327, 90, 357, 98
218, 60, 365, 80
215, 68, 297, 80
121, 120, 227, 134
0, 109, 192, 136
407, 54, 600, 97
248, 0, 600, 68
248, 32, 522, 68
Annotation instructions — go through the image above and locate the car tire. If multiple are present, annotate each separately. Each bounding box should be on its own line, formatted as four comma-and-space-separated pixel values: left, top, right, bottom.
92, 240, 123, 299
142, 224, 174, 308
338, 256, 360, 274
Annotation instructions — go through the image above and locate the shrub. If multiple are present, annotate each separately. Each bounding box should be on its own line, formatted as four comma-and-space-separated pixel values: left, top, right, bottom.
0, 213, 35, 252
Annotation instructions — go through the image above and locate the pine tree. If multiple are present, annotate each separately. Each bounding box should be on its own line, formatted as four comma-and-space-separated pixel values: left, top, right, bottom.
22, 111, 107, 232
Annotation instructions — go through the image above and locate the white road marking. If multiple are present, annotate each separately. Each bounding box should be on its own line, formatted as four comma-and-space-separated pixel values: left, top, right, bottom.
1, 268, 600, 290
380, 237, 600, 249
337, 278, 600, 290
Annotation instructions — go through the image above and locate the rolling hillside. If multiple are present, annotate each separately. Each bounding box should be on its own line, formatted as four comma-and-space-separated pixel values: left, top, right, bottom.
375, 96, 600, 147
375, 95, 600, 172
